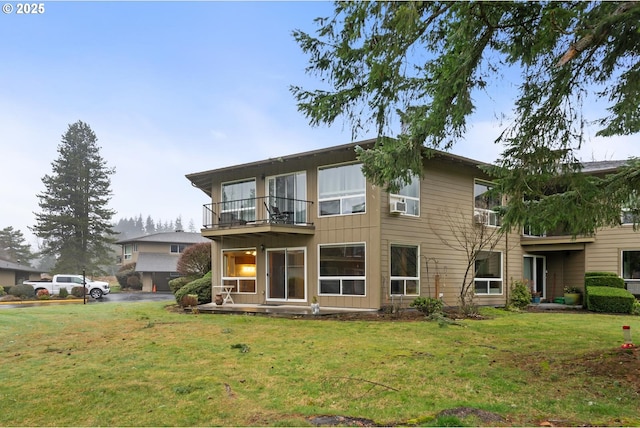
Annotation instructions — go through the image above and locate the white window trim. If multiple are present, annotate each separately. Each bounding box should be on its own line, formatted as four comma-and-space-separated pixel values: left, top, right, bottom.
474, 179, 502, 227
318, 242, 367, 297
474, 250, 504, 296
317, 162, 366, 217
221, 247, 257, 295
390, 243, 420, 296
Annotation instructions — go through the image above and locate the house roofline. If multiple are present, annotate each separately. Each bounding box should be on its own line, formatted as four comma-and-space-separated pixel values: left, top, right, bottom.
185, 138, 489, 196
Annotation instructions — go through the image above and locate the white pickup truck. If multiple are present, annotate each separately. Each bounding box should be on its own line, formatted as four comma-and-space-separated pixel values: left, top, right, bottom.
23, 274, 110, 299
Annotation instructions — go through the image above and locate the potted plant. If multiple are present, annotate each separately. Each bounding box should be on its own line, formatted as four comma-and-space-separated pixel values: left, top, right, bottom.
311, 295, 320, 315
531, 290, 541, 304
563, 286, 582, 305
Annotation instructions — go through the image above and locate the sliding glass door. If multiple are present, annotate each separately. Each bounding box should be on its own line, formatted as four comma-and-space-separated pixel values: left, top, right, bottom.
267, 248, 306, 301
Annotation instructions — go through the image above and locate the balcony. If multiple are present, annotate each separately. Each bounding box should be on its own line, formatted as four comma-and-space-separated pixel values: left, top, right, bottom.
201, 196, 315, 238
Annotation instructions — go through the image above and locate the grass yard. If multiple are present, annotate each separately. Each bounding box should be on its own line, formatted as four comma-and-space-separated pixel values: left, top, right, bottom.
0, 302, 638, 426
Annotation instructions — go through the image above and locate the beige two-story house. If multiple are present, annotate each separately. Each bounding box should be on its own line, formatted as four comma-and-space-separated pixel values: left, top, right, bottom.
117, 231, 210, 292
186, 140, 640, 310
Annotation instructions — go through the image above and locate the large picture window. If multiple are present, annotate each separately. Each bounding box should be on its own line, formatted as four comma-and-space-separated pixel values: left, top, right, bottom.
390, 244, 419, 295
474, 251, 502, 295
622, 250, 640, 280
474, 180, 501, 227
318, 163, 366, 216
221, 179, 256, 223
319, 243, 365, 295
223, 249, 256, 293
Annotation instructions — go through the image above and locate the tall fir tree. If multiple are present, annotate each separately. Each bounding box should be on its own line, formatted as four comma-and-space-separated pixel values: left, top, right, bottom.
0, 226, 35, 264
32, 120, 116, 274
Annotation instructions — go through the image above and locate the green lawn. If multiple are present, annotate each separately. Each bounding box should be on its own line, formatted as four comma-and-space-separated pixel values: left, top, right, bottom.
0, 303, 638, 426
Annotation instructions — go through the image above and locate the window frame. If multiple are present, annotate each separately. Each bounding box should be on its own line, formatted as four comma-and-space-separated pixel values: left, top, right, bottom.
389, 175, 420, 217
222, 248, 257, 294
170, 244, 187, 254
474, 250, 503, 295
318, 242, 366, 296
390, 244, 420, 296
318, 162, 366, 217
474, 179, 502, 227
221, 178, 257, 222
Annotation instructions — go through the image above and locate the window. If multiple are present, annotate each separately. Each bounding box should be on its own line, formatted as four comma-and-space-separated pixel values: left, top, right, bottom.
123, 244, 136, 260
390, 176, 420, 216
170, 244, 187, 254
318, 163, 366, 216
390, 244, 419, 295
474, 180, 501, 227
474, 251, 503, 295
267, 172, 307, 223
319, 243, 365, 295
222, 179, 256, 222
621, 192, 640, 225
223, 249, 257, 293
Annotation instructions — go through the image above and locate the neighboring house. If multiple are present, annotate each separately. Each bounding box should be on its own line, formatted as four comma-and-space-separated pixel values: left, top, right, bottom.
185, 139, 640, 310
116, 231, 210, 292
0, 258, 40, 287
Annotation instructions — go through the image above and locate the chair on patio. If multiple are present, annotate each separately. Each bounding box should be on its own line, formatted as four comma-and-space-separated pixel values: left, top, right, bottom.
264, 202, 290, 223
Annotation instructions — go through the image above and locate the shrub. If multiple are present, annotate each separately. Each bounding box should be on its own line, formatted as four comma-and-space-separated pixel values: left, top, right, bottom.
169, 276, 195, 294
9, 284, 34, 299
37, 289, 50, 300
586, 286, 635, 313
410, 297, 444, 316
508, 280, 532, 309
0, 285, 5, 296
126, 275, 142, 290
2, 285, 11, 295
174, 271, 212, 305
585, 271, 618, 278
177, 242, 211, 277
71, 286, 85, 298
180, 294, 199, 307
58, 287, 69, 298
632, 300, 640, 316
116, 263, 138, 289
585, 275, 625, 289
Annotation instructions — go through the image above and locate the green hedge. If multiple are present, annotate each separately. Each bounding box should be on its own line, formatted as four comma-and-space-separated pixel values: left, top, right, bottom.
586, 286, 635, 313
585, 271, 618, 278
8, 284, 34, 298
174, 271, 212, 305
585, 276, 625, 288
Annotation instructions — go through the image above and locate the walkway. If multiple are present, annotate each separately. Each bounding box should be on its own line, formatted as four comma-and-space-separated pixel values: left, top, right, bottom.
196, 303, 378, 317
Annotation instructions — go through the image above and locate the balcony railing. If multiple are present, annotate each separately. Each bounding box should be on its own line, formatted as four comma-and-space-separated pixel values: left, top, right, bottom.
202, 196, 314, 229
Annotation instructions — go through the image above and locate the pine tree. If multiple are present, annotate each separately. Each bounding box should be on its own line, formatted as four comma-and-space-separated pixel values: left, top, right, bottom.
293, 1, 640, 235
32, 120, 116, 274
0, 226, 35, 264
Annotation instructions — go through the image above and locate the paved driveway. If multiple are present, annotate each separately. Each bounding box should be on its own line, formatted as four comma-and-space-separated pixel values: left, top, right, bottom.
0, 292, 176, 309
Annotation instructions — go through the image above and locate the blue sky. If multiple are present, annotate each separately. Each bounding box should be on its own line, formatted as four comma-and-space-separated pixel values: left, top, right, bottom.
1, 1, 635, 247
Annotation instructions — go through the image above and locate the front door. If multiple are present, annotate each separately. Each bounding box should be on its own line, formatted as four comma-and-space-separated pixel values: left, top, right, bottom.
523, 255, 546, 298
267, 248, 306, 301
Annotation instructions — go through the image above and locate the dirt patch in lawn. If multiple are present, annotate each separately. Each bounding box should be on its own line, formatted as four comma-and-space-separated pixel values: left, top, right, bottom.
579, 346, 640, 393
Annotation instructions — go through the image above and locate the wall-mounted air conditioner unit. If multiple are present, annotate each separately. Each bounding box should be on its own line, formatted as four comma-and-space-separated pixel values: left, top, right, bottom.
390, 200, 407, 214
474, 211, 487, 224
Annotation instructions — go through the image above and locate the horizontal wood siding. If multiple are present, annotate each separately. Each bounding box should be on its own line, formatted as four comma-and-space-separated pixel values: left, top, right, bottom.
585, 225, 640, 275
379, 158, 522, 308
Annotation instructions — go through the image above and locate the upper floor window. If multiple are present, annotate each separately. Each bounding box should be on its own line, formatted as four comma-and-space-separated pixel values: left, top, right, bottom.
222, 179, 256, 222
170, 244, 187, 254
474, 250, 503, 295
319, 243, 365, 295
390, 175, 420, 216
474, 180, 501, 227
390, 244, 419, 295
621, 192, 640, 225
123, 244, 137, 260
318, 163, 366, 216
